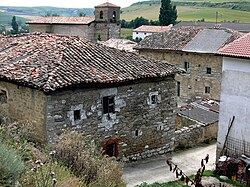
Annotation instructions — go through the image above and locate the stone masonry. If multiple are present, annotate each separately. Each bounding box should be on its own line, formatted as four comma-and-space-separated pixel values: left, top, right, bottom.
0, 81, 47, 142
140, 50, 222, 104
46, 78, 177, 160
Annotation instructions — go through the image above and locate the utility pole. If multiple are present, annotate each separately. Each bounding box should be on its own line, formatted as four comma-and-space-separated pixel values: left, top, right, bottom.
215, 11, 218, 24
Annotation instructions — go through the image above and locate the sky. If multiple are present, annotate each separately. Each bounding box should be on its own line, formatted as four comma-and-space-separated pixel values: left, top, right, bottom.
0, 0, 141, 8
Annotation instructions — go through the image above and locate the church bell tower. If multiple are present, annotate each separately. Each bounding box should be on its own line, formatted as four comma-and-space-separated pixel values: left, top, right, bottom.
94, 2, 121, 41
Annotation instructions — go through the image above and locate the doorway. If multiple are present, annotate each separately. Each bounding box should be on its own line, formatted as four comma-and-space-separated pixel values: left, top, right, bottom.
103, 138, 118, 158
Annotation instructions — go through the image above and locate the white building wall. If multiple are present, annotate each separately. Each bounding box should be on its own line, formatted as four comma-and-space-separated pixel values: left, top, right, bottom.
217, 57, 250, 153
132, 31, 153, 40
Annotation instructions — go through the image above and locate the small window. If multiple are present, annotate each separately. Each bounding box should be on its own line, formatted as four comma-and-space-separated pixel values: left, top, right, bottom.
177, 81, 180, 97
205, 86, 210, 94
103, 96, 115, 114
134, 129, 142, 137
144, 33, 147, 35
100, 10, 103, 19
151, 95, 157, 104
112, 11, 116, 21
135, 129, 139, 137
206, 67, 211, 74
74, 110, 81, 121
184, 61, 189, 71
0, 90, 7, 104
136, 32, 138, 34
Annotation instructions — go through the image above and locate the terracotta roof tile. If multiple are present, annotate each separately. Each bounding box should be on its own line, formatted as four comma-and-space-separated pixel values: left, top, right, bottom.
0, 33, 180, 93
137, 27, 203, 50
95, 2, 120, 8
27, 16, 95, 24
134, 25, 172, 33
218, 32, 250, 59
137, 27, 242, 53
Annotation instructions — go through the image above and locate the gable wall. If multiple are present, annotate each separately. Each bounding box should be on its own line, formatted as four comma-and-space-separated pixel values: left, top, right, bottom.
0, 81, 47, 143
140, 50, 222, 104
29, 24, 94, 40
217, 57, 250, 158
45, 77, 177, 160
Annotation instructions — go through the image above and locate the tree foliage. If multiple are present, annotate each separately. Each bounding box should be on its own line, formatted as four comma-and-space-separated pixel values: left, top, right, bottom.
11, 16, 19, 34
159, 0, 178, 26
121, 17, 160, 29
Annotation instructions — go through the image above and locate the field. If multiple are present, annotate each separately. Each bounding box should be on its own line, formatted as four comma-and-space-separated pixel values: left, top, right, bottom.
121, 5, 206, 21
178, 7, 250, 22
121, 2, 250, 22
0, 12, 27, 26
121, 28, 133, 39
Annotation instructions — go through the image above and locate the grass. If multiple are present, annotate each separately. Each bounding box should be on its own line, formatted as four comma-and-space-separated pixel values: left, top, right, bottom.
121, 28, 133, 39
121, 5, 250, 22
178, 7, 250, 22
0, 12, 27, 26
136, 170, 248, 187
121, 5, 204, 21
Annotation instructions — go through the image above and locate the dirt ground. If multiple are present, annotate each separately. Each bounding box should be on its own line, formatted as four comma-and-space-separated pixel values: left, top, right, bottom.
123, 143, 217, 187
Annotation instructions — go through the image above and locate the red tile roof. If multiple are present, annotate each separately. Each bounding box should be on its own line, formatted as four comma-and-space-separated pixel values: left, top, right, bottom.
0, 33, 180, 93
218, 33, 250, 59
137, 27, 242, 52
95, 2, 120, 8
137, 27, 203, 51
134, 25, 172, 33
27, 16, 95, 25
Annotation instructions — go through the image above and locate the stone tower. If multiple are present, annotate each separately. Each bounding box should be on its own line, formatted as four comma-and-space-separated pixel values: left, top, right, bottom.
94, 2, 121, 41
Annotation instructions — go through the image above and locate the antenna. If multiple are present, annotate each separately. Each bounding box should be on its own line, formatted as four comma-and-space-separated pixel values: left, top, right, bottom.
216, 11, 218, 24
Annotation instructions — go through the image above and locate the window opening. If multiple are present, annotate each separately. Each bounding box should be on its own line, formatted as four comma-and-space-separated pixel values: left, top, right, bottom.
177, 81, 180, 97
0, 90, 7, 104
206, 67, 212, 74
205, 86, 210, 94
103, 96, 115, 114
100, 11, 103, 19
74, 110, 81, 121
112, 11, 116, 21
151, 95, 157, 104
135, 130, 139, 137
184, 61, 189, 71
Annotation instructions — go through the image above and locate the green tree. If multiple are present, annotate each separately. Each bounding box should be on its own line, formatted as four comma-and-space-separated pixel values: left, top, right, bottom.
79, 12, 86, 17
159, 0, 177, 26
11, 16, 19, 34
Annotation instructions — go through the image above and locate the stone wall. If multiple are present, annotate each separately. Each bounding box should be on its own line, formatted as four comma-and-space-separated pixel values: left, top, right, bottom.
175, 114, 218, 149
140, 50, 222, 104
46, 77, 177, 160
0, 81, 47, 142
95, 22, 120, 41
29, 24, 95, 40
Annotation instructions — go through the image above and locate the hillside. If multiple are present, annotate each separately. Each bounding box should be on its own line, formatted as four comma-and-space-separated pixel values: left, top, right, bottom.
1, 0, 250, 27
0, 12, 27, 26
121, 0, 250, 22
0, 6, 94, 26
0, 6, 94, 16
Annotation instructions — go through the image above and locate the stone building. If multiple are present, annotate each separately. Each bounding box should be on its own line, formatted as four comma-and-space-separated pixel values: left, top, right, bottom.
132, 25, 172, 40
0, 33, 180, 160
175, 99, 219, 149
136, 27, 243, 105
217, 33, 250, 158
27, 2, 121, 41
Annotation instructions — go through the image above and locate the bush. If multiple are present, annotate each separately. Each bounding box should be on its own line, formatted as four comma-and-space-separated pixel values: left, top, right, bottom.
0, 142, 25, 186
55, 131, 125, 187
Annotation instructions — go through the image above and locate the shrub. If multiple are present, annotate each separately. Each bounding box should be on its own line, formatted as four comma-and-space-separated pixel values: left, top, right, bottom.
0, 142, 25, 186
55, 131, 125, 187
